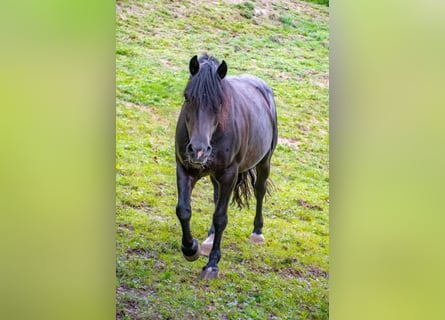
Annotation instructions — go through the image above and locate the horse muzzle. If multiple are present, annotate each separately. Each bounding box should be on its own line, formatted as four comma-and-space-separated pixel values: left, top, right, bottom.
186, 142, 212, 165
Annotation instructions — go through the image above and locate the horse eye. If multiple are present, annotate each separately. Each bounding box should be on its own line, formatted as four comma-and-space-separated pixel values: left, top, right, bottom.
184, 93, 189, 101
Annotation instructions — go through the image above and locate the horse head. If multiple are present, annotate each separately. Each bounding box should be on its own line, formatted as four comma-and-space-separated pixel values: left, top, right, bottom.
182, 55, 227, 166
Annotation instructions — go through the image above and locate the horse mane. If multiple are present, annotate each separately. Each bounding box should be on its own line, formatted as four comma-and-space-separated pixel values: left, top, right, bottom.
184, 55, 225, 113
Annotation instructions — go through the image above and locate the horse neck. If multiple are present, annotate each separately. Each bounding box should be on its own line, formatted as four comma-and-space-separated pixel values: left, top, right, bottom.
216, 82, 233, 130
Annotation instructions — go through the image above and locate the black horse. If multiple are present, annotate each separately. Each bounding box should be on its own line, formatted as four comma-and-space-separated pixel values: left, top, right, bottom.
175, 54, 278, 279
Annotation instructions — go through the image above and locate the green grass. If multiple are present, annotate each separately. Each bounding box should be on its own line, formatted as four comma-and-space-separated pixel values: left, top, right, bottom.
116, 0, 329, 318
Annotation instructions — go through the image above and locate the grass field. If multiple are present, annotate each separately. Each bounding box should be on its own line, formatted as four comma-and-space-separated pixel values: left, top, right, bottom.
116, 0, 329, 318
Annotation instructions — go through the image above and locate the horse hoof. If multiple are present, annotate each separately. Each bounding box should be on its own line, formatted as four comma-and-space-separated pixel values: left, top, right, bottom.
199, 266, 219, 280
250, 233, 265, 244
182, 239, 201, 261
201, 233, 214, 256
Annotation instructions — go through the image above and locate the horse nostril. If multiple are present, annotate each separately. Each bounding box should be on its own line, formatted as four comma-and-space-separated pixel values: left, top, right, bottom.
186, 143, 193, 154
207, 146, 212, 153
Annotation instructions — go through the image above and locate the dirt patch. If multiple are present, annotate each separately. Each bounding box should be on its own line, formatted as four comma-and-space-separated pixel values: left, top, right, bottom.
116, 284, 159, 320
278, 137, 301, 150
277, 264, 328, 280
123, 100, 150, 111
126, 247, 159, 259
116, 1, 149, 21
122, 101, 168, 125
117, 223, 135, 232
307, 265, 329, 279
118, 200, 152, 211
249, 257, 328, 281
310, 73, 329, 89
297, 198, 323, 211
225, 242, 240, 252
277, 266, 305, 278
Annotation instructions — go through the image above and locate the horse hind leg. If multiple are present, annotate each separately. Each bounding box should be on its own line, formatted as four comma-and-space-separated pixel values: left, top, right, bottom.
201, 232, 214, 256
201, 224, 215, 257
250, 154, 272, 244
201, 176, 218, 256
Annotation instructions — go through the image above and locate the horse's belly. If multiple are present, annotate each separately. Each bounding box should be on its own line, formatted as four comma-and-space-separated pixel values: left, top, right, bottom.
238, 134, 273, 172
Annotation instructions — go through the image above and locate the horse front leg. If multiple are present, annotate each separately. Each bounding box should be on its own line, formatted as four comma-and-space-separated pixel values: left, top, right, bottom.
199, 167, 237, 279
176, 163, 200, 261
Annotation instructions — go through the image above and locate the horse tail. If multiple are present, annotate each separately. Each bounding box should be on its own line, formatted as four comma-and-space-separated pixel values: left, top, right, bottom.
232, 169, 256, 209
232, 169, 274, 209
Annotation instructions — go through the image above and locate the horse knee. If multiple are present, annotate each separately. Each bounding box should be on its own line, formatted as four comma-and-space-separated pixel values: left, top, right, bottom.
176, 204, 191, 220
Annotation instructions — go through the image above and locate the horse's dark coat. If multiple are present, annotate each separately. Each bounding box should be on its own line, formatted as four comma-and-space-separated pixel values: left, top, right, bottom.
175, 55, 278, 279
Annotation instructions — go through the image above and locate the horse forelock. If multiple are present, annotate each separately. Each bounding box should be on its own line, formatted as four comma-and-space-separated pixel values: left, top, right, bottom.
185, 57, 225, 114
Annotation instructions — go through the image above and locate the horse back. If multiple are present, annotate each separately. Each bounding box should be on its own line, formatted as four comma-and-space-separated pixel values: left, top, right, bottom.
227, 75, 277, 122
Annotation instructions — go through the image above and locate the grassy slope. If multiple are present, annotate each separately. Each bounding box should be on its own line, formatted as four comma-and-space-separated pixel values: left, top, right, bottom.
116, 0, 329, 319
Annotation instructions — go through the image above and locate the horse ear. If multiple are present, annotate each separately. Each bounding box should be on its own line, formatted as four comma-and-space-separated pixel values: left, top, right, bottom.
217, 60, 227, 79
189, 55, 199, 76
